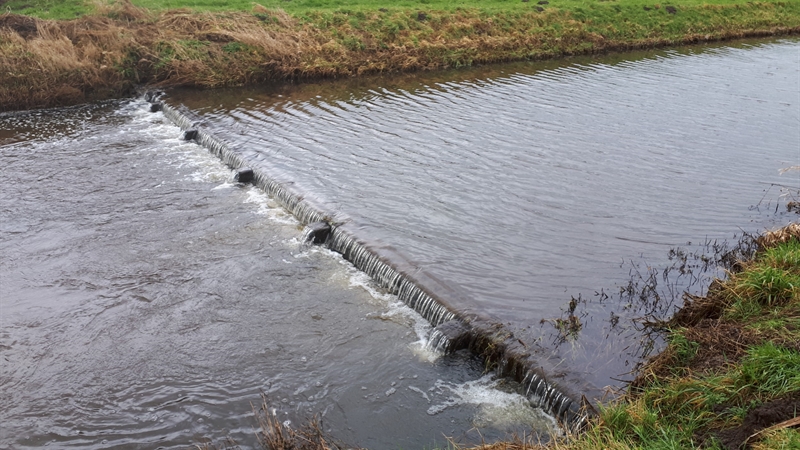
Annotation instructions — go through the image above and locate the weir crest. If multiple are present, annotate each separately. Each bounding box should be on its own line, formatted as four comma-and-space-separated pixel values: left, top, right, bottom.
154, 96, 589, 430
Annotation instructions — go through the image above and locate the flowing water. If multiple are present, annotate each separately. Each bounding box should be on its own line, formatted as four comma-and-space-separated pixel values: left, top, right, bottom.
1, 37, 798, 448
165, 37, 800, 400
0, 103, 557, 449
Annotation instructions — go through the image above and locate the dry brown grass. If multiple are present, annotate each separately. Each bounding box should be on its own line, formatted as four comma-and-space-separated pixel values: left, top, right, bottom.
757, 222, 800, 250
253, 393, 349, 450
1, 8, 139, 109
0, 1, 324, 110
2, 0, 799, 111
460, 440, 548, 450
199, 226, 798, 450
89, 0, 150, 21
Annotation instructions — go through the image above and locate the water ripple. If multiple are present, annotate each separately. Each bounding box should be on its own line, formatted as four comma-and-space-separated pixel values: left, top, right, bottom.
176, 39, 800, 397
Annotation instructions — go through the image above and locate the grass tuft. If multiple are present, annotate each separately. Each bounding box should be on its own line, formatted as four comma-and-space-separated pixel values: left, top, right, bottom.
723, 238, 800, 319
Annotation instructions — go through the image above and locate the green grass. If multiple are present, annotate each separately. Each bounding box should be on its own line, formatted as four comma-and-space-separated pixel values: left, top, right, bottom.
8, 0, 800, 72
3, 0, 88, 19
609, 341, 800, 448
725, 239, 800, 320
5, 0, 798, 20
669, 331, 700, 366
754, 428, 800, 450
554, 237, 800, 450
3, 4, 800, 448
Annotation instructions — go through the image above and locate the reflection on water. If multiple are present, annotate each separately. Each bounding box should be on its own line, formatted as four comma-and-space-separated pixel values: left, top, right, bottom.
167, 37, 800, 400
0, 102, 556, 449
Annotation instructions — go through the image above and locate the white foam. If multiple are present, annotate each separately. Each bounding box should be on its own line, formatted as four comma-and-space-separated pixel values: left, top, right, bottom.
127, 101, 167, 123
134, 98, 444, 363
345, 268, 439, 358
427, 375, 560, 432
347, 269, 394, 303
298, 246, 443, 362
242, 188, 299, 225
127, 104, 233, 185
211, 182, 235, 190
408, 385, 431, 403
178, 149, 230, 184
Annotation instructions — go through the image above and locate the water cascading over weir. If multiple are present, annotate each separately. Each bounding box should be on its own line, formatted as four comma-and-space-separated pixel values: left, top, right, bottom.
148, 91, 589, 431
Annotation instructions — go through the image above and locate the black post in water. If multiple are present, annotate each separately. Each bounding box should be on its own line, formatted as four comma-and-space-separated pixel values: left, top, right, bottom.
234, 168, 254, 183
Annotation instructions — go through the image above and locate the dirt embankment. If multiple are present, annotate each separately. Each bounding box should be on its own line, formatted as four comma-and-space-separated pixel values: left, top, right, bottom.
2, 0, 800, 112
626, 224, 800, 450
464, 224, 799, 450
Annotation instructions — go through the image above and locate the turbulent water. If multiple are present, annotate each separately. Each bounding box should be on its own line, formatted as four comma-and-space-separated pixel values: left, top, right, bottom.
167, 37, 800, 399
1, 37, 798, 449
0, 103, 557, 449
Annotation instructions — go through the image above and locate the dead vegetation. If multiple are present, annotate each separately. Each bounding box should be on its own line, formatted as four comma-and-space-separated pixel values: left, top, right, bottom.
1, 1, 318, 110
619, 223, 799, 449
2, 0, 800, 111
0, 1, 321, 110
757, 221, 800, 249
253, 393, 349, 450
522, 222, 799, 449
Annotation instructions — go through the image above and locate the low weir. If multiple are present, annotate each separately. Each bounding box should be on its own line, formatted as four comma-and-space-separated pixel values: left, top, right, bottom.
154, 94, 589, 430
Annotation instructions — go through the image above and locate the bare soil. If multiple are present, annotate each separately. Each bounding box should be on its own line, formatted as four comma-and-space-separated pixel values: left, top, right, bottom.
630, 290, 759, 390
715, 392, 800, 450
0, 14, 38, 38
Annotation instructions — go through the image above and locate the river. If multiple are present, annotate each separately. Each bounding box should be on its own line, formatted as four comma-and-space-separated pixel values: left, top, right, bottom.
165, 37, 800, 400
0, 103, 555, 449
1, 37, 798, 449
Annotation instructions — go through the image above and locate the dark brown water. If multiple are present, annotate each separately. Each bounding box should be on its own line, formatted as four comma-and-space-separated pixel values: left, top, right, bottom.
166, 38, 800, 400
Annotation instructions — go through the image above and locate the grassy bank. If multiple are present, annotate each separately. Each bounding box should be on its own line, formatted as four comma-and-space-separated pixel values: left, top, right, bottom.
1, 0, 799, 111
464, 224, 799, 450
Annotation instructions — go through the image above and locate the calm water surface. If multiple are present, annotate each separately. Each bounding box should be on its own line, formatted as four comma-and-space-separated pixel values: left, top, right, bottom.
167, 38, 800, 398
0, 103, 555, 449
